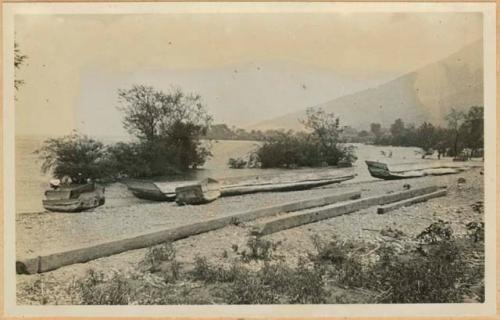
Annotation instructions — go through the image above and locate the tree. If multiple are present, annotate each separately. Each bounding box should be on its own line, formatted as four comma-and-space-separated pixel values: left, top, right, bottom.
462, 106, 484, 157
445, 108, 466, 157
301, 107, 342, 156
390, 119, 405, 145
35, 133, 110, 183
370, 123, 382, 142
416, 122, 437, 158
255, 108, 356, 168
118, 85, 168, 142
117, 85, 213, 172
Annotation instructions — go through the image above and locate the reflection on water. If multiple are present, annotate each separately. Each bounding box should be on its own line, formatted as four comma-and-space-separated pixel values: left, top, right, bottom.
15, 136, 438, 214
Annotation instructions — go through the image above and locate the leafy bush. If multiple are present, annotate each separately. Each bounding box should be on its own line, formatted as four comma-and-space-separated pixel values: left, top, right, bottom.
225, 270, 280, 304
416, 220, 454, 244
35, 133, 111, 183
285, 258, 327, 304
228, 157, 247, 169
224, 258, 327, 304
64, 221, 483, 305
238, 237, 280, 262
255, 108, 356, 168
466, 222, 484, 242
310, 236, 368, 288
367, 240, 466, 303
139, 242, 177, 273
190, 256, 327, 304
308, 222, 484, 304
105, 142, 154, 178
190, 256, 245, 283
75, 269, 131, 305
36, 86, 216, 181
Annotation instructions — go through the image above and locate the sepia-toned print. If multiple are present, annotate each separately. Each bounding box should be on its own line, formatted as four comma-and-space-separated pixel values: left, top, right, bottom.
3, 2, 496, 318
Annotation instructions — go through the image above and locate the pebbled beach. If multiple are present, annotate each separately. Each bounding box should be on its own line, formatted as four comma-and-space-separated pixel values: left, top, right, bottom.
15, 166, 484, 304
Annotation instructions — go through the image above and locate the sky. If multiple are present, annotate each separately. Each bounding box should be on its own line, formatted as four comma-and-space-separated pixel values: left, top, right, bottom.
14, 11, 483, 137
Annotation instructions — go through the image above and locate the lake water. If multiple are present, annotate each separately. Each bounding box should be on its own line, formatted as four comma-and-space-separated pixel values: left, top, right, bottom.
15, 136, 443, 214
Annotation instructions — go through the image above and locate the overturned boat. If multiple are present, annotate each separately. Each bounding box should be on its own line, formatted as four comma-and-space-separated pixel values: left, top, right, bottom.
365, 160, 466, 180
175, 178, 221, 205
43, 182, 105, 212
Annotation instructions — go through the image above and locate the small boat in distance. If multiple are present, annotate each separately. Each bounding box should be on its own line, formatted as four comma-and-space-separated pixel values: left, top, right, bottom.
175, 178, 221, 205
365, 160, 466, 180
43, 182, 105, 212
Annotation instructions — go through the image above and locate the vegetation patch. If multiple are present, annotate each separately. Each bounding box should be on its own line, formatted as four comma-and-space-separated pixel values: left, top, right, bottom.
36, 85, 213, 180
255, 108, 357, 168
21, 220, 484, 305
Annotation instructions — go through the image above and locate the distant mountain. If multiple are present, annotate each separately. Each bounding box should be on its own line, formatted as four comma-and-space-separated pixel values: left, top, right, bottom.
247, 40, 483, 131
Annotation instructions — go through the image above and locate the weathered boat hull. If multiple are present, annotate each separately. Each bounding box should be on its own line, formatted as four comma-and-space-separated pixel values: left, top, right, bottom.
365, 160, 464, 180
175, 178, 221, 205
128, 174, 355, 202
126, 180, 191, 201
365, 161, 418, 180
220, 175, 355, 197
42, 184, 105, 212
128, 186, 175, 201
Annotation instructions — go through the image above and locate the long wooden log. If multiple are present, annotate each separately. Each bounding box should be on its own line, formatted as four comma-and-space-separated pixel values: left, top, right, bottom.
376, 189, 447, 214
252, 186, 440, 236
16, 190, 361, 274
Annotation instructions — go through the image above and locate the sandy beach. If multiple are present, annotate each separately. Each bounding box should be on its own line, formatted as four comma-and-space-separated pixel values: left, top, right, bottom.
16, 166, 484, 304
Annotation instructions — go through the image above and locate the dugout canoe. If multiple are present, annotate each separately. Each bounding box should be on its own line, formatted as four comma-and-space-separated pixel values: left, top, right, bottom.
219, 174, 356, 197
128, 174, 355, 201
42, 183, 105, 212
365, 160, 466, 180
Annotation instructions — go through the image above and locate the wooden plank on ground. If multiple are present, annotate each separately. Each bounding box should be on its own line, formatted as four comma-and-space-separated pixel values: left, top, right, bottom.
376, 189, 447, 214
252, 185, 440, 236
16, 189, 361, 274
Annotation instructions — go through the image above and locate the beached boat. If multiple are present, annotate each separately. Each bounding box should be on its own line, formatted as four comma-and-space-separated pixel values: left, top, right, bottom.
365, 160, 466, 180
175, 178, 221, 205
126, 180, 193, 201
220, 174, 355, 197
127, 174, 355, 201
42, 183, 105, 212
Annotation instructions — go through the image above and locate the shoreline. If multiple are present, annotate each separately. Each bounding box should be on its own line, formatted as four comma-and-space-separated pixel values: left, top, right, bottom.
16, 166, 482, 260
15, 166, 485, 305
15, 157, 481, 216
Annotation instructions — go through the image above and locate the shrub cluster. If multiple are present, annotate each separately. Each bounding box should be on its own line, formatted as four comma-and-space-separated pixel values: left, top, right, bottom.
35, 133, 112, 183
36, 86, 213, 181
255, 108, 357, 168
60, 220, 484, 305
227, 157, 247, 169
311, 222, 484, 303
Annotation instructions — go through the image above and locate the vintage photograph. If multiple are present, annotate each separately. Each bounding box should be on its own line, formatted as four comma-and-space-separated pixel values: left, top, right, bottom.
3, 2, 496, 317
